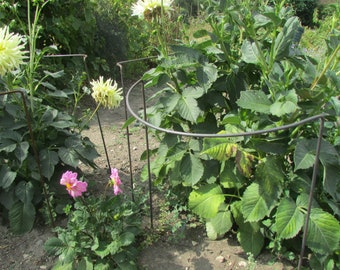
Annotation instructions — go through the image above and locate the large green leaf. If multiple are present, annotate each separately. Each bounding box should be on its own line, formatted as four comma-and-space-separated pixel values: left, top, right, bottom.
241, 40, 261, 65
206, 208, 233, 240
275, 198, 304, 239
0, 165, 17, 189
220, 161, 245, 189
9, 200, 35, 234
40, 149, 59, 180
196, 62, 218, 92
180, 153, 204, 186
236, 91, 272, 113
294, 139, 316, 171
306, 208, 340, 254
237, 221, 264, 257
233, 190, 264, 257
269, 90, 299, 117
323, 164, 340, 202
242, 183, 269, 222
242, 157, 283, 222
294, 138, 340, 171
44, 237, 65, 256
58, 147, 79, 168
202, 140, 238, 161
176, 94, 201, 123
188, 184, 225, 219
273, 17, 299, 61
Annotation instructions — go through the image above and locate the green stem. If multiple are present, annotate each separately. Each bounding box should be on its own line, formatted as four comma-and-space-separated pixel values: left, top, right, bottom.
80, 103, 101, 132
310, 43, 340, 90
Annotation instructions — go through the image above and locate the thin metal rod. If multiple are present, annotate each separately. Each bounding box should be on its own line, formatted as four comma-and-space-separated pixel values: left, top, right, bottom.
96, 110, 111, 173
141, 82, 154, 228
117, 62, 135, 201
298, 117, 325, 270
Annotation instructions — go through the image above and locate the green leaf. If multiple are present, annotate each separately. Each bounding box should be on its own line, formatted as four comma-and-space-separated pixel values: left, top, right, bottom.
9, 201, 35, 234
323, 164, 340, 201
220, 161, 245, 189
242, 157, 283, 222
15, 181, 34, 204
242, 183, 270, 222
49, 120, 76, 129
202, 140, 238, 161
232, 195, 263, 259
14, 142, 29, 164
236, 91, 272, 113
0, 165, 17, 189
188, 184, 225, 219
294, 139, 316, 171
40, 149, 59, 180
241, 40, 261, 65
270, 90, 299, 116
119, 232, 135, 247
237, 221, 264, 257
273, 17, 300, 61
180, 153, 204, 186
275, 198, 304, 239
0, 138, 17, 153
196, 63, 218, 92
206, 208, 233, 240
44, 237, 65, 256
176, 92, 201, 123
235, 150, 254, 178
306, 208, 340, 254
58, 147, 79, 168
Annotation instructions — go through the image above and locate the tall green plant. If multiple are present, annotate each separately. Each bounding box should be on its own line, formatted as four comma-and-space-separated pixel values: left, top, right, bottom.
138, 0, 340, 267
0, 0, 99, 234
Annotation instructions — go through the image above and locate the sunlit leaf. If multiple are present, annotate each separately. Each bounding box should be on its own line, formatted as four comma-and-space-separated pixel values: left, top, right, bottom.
235, 150, 254, 178
189, 184, 225, 219
236, 91, 271, 113
276, 198, 304, 239
206, 208, 233, 240
306, 208, 340, 254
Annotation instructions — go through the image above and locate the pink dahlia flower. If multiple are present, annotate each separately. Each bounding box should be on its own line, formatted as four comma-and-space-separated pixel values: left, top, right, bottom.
60, 171, 87, 198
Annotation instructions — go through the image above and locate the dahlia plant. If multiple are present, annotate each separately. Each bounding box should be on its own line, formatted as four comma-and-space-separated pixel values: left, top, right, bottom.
45, 168, 143, 269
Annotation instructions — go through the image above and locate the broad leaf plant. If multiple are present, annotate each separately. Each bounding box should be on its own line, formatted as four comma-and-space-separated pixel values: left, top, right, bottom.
139, 0, 340, 268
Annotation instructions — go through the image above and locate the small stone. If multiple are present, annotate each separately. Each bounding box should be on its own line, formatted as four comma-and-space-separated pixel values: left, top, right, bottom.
215, 255, 225, 263
23, 254, 29, 259
40, 266, 47, 269
133, 146, 137, 150
191, 240, 198, 246
238, 261, 247, 267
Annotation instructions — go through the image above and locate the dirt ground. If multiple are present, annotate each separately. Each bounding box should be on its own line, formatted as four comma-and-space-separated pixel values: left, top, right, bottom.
0, 82, 296, 270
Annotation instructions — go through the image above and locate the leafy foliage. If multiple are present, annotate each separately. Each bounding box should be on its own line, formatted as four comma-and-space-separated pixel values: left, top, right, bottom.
45, 194, 142, 269
137, 0, 340, 267
0, 1, 99, 234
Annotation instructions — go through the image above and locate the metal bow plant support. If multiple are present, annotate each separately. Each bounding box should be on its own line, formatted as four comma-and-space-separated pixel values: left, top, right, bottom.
117, 58, 327, 270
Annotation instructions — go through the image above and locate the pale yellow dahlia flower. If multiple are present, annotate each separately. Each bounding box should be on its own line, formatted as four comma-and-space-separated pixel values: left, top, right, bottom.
90, 76, 123, 109
131, 0, 173, 20
0, 26, 26, 76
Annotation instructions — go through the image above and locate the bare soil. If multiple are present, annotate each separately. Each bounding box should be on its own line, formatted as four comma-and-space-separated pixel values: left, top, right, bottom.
0, 82, 296, 270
